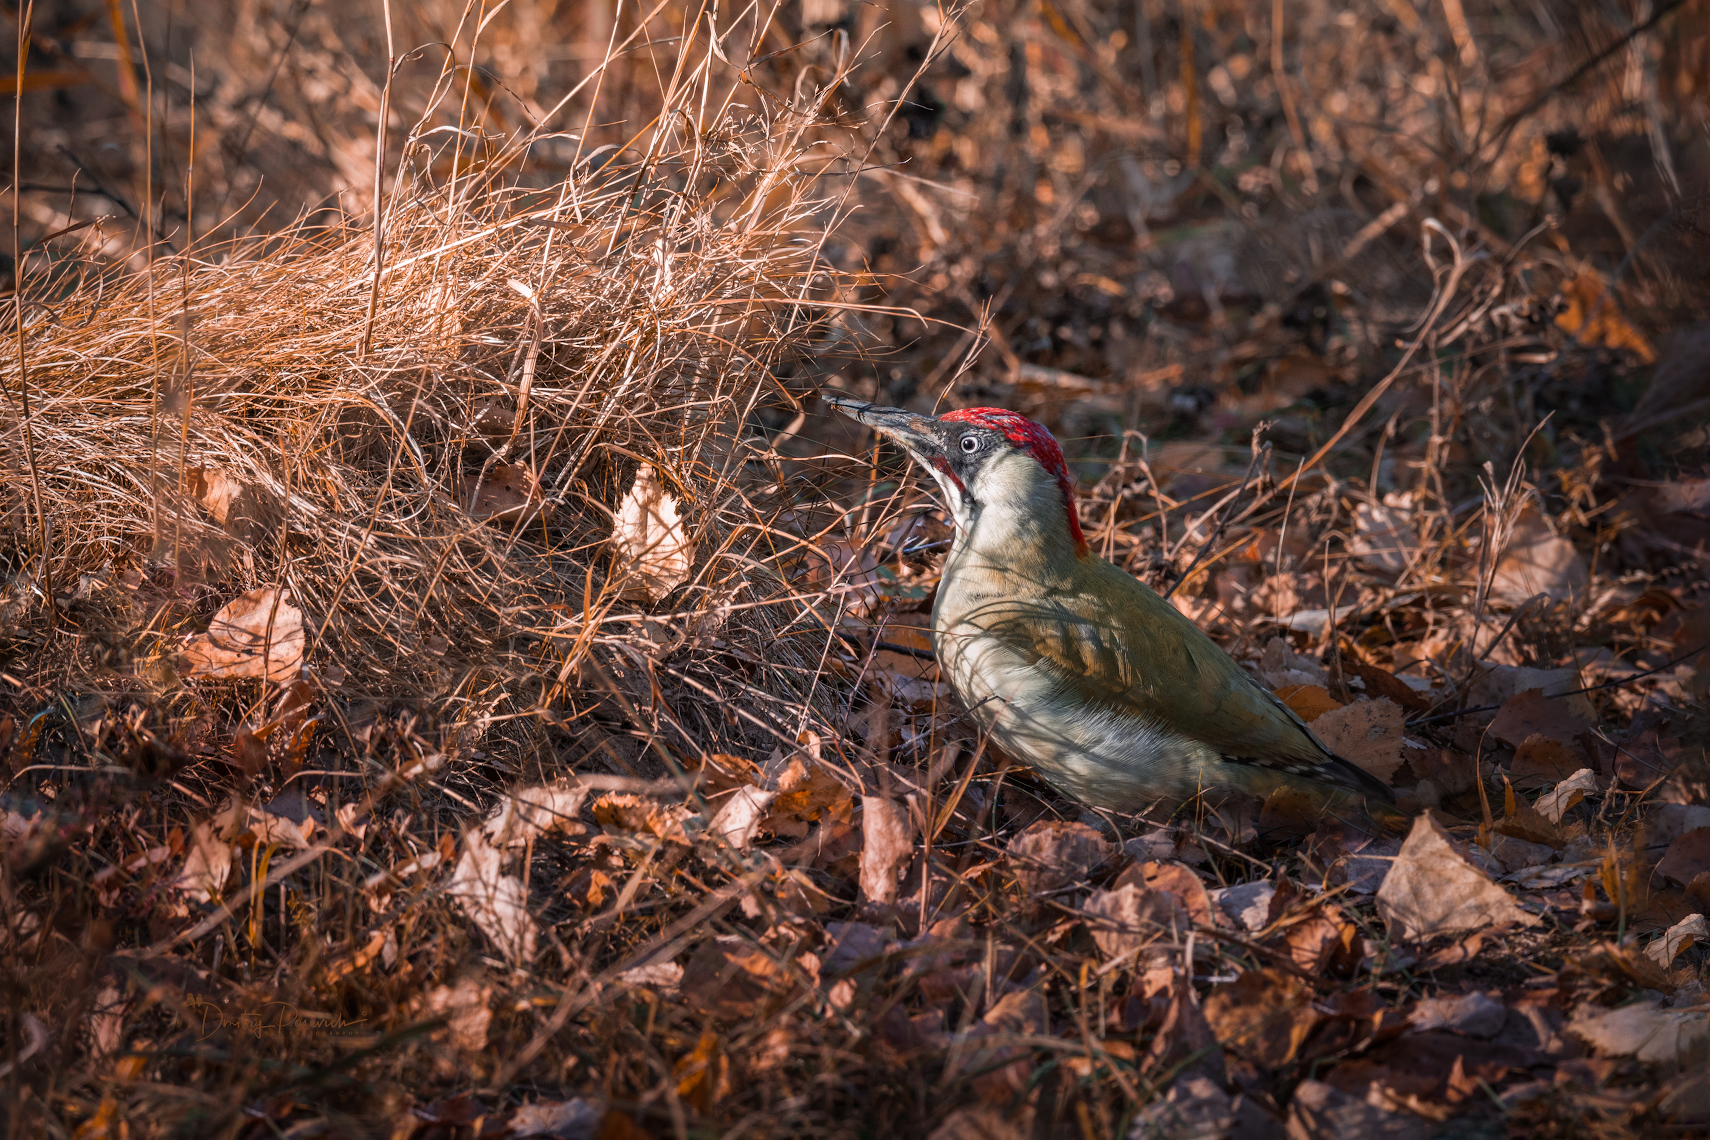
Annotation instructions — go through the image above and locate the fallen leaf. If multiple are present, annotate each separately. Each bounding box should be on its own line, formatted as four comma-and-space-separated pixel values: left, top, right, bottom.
859, 796, 915, 905
1005, 820, 1112, 895
709, 786, 777, 851
1146, 971, 1224, 1082
616, 961, 683, 991
1496, 779, 1564, 848
1376, 814, 1539, 941
681, 937, 796, 1021
1535, 768, 1598, 822
674, 1031, 729, 1114
1491, 508, 1590, 604
1569, 1000, 1708, 1062
1657, 828, 1710, 887
1119, 861, 1214, 927
1256, 637, 1329, 689
1209, 880, 1276, 932
611, 464, 694, 602
446, 831, 539, 966
1312, 698, 1406, 783
419, 976, 493, 1052
1511, 734, 1582, 783
1273, 684, 1341, 722
180, 588, 304, 682
507, 1098, 605, 1140
591, 793, 689, 843
171, 822, 232, 904
1555, 266, 1656, 362
1645, 913, 1708, 967
1407, 992, 1507, 1038
463, 461, 544, 523
1202, 968, 1318, 1070
482, 784, 591, 847
1345, 659, 1432, 710
1353, 503, 1417, 575
1288, 1078, 1436, 1139
1082, 884, 1187, 960
821, 921, 889, 977
1488, 688, 1593, 749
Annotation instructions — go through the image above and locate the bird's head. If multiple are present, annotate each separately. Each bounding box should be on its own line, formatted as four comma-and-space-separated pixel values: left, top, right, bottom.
825, 394, 1088, 559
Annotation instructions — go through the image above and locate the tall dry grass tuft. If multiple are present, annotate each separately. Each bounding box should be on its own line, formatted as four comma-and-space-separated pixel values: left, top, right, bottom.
1, 9, 887, 763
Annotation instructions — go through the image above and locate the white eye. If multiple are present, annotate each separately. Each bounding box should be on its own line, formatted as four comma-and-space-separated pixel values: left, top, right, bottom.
960, 435, 980, 454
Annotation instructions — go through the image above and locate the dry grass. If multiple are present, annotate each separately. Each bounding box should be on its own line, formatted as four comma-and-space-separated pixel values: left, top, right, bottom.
4, 0, 1710, 1137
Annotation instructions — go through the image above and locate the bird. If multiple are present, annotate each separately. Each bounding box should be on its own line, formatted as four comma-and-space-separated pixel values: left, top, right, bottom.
824, 393, 1397, 820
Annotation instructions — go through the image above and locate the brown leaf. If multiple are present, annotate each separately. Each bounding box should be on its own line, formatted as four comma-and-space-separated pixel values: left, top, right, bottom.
1555, 267, 1655, 362
1288, 1078, 1436, 1139
1375, 814, 1539, 941
1005, 820, 1112, 895
1491, 508, 1590, 604
417, 977, 493, 1052
1495, 779, 1564, 848
611, 464, 693, 601
1312, 697, 1406, 784
1658, 828, 1710, 887
1488, 688, 1593, 749
180, 588, 304, 682
590, 794, 690, 843
1511, 734, 1582, 782
859, 796, 915, 905
447, 831, 539, 965
1202, 968, 1318, 1070
1345, 658, 1431, 710
461, 461, 545, 523
673, 1031, 729, 1114
1083, 884, 1187, 960
1645, 913, 1708, 967
1273, 684, 1341, 722
680, 938, 795, 1021
1569, 1000, 1708, 1062
1145, 972, 1224, 1083
1116, 860, 1214, 928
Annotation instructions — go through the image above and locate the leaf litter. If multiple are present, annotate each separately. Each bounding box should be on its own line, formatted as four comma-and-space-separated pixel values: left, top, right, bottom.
4, 0, 1710, 1137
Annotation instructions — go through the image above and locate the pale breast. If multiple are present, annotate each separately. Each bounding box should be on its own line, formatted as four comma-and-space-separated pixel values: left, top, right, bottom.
934, 591, 1219, 810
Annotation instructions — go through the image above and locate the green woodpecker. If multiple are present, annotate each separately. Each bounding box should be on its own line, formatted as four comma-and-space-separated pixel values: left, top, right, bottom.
826, 394, 1396, 816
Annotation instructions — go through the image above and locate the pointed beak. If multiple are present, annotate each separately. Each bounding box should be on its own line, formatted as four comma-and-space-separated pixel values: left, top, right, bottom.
823, 393, 946, 464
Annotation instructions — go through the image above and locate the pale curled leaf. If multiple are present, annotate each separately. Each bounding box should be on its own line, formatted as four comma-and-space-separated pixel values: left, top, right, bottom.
1535, 768, 1598, 823
482, 784, 592, 848
419, 976, 493, 1052
180, 588, 304, 682
709, 786, 778, 851
1376, 814, 1538, 941
447, 831, 539, 966
171, 822, 233, 904
1569, 1000, 1708, 1062
1645, 913, 1709, 968
612, 464, 693, 601
859, 796, 914, 905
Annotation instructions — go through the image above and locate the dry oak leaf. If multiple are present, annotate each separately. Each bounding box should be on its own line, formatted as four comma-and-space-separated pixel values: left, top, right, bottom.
1082, 883, 1188, 960
180, 588, 304, 682
446, 830, 539, 966
708, 786, 777, 851
1005, 819, 1112, 896
611, 464, 693, 602
859, 796, 915, 905
1495, 779, 1564, 848
1312, 697, 1406, 784
1115, 859, 1215, 927
171, 822, 232, 904
1375, 814, 1539, 942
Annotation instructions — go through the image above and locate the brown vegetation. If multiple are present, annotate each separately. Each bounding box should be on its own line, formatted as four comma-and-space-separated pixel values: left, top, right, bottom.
3, 0, 1710, 1136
